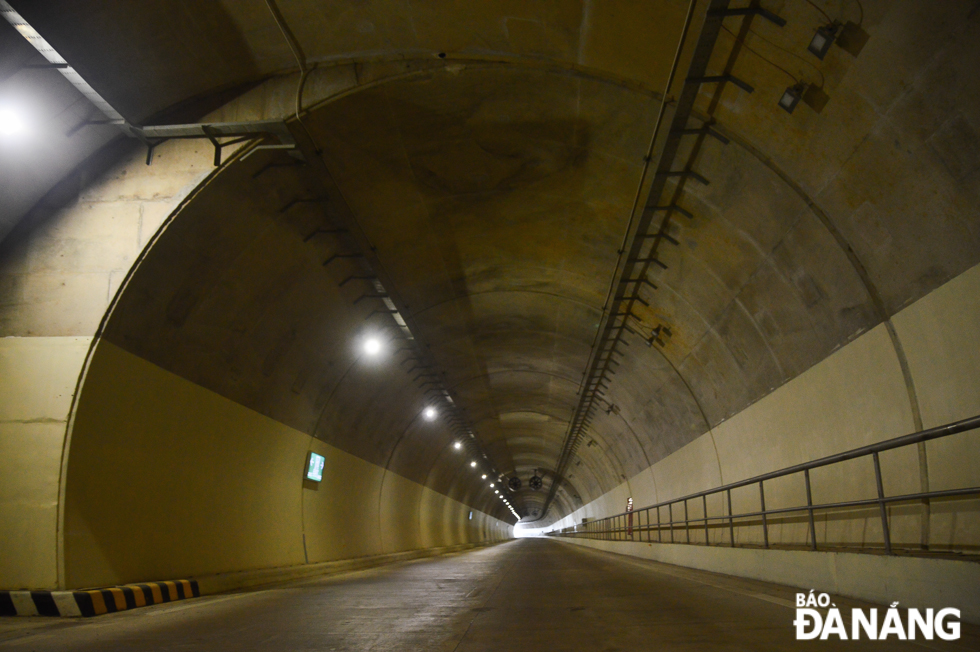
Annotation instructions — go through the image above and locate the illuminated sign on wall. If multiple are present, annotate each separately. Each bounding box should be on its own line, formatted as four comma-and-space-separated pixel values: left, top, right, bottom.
306, 452, 325, 482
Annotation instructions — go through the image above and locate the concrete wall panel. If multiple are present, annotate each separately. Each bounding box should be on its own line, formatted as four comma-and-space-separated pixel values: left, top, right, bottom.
554, 263, 979, 552
0, 336, 90, 590
893, 261, 980, 548
65, 341, 309, 588
63, 342, 509, 589
302, 441, 386, 563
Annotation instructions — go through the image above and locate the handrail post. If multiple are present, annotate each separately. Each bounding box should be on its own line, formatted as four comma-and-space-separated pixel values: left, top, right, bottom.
759, 481, 769, 549
684, 499, 691, 543
804, 469, 817, 551
727, 489, 735, 547
873, 452, 892, 554
703, 494, 710, 545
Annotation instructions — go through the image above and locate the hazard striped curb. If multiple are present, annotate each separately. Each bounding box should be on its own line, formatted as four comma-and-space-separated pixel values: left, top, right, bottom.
0, 580, 199, 617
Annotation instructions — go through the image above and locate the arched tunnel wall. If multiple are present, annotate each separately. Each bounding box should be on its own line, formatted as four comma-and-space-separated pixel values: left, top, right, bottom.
63, 341, 509, 589
1, 1, 978, 598
0, 122, 520, 592
552, 260, 980, 549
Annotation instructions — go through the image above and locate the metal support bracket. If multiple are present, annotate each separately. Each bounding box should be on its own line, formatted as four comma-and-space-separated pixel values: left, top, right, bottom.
323, 253, 365, 266
339, 275, 378, 287
648, 204, 694, 219
660, 170, 710, 185
686, 74, 755, 94
708, 6, 786, 27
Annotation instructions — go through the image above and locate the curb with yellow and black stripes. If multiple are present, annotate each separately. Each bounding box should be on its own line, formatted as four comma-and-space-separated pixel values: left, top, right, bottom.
0, 580, 199, 617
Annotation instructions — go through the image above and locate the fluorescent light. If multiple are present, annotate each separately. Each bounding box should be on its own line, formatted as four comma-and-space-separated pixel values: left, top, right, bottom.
423, 406, 437, 421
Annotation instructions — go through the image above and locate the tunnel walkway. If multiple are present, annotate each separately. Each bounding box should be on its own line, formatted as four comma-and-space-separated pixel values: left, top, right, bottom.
0, 539, 976, 651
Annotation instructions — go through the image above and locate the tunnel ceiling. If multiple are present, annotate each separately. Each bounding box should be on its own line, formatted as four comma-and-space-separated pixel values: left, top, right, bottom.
15, 1, 980, 524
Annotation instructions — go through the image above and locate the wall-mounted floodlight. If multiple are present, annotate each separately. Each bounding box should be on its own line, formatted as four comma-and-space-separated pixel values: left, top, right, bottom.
808, 24, 839, 59
779, 84, 805, 113
362, 336, 382, 356
306, 452, 326, 482
422, 406, 437, 421
453, 441, 462, 450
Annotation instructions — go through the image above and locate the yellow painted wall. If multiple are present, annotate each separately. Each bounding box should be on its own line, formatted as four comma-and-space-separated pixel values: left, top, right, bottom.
0, 336, 91, 590
555, 262, 980, 551
63, 341, 510, 589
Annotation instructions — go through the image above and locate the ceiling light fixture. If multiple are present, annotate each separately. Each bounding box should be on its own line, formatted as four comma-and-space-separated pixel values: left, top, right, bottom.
362, 336, 382, 356
453, 442, 462, 450
422, 406, 437, 421
481, 474, 486, 479
470, 461, 477, 468
0, 106, 26, 138
779, 83, 805, 114
808, 23, 840, 60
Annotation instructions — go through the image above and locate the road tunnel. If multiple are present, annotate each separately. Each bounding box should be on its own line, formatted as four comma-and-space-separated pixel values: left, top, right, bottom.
0, 0, 978, 647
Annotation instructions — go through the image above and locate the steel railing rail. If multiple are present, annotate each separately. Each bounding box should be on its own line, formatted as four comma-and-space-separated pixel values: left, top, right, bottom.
547, 414, 980, 555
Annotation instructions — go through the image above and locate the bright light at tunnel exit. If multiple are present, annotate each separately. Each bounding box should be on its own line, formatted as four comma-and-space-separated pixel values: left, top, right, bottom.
514, 524, 546, 538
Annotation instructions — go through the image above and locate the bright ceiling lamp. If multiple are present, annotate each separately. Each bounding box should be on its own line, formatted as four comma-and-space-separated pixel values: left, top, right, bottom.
494, 490, 499, 494
453, 441, 462, 450
422, 406, 437, 421
0, 106, 26, 139
362, 336, 382, 356
481, 474, 486, 479
470, 461, 477, 468
489, 483, 494, 488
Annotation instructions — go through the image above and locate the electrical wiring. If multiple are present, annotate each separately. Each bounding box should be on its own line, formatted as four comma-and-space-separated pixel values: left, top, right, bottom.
743, 25, 826, 88
852, 0, 865, 26
805, 0, 833, 24
720, 25, 802, 86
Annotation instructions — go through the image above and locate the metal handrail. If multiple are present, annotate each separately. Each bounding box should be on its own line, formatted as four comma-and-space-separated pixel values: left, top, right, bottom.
547, 415, 980, 554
